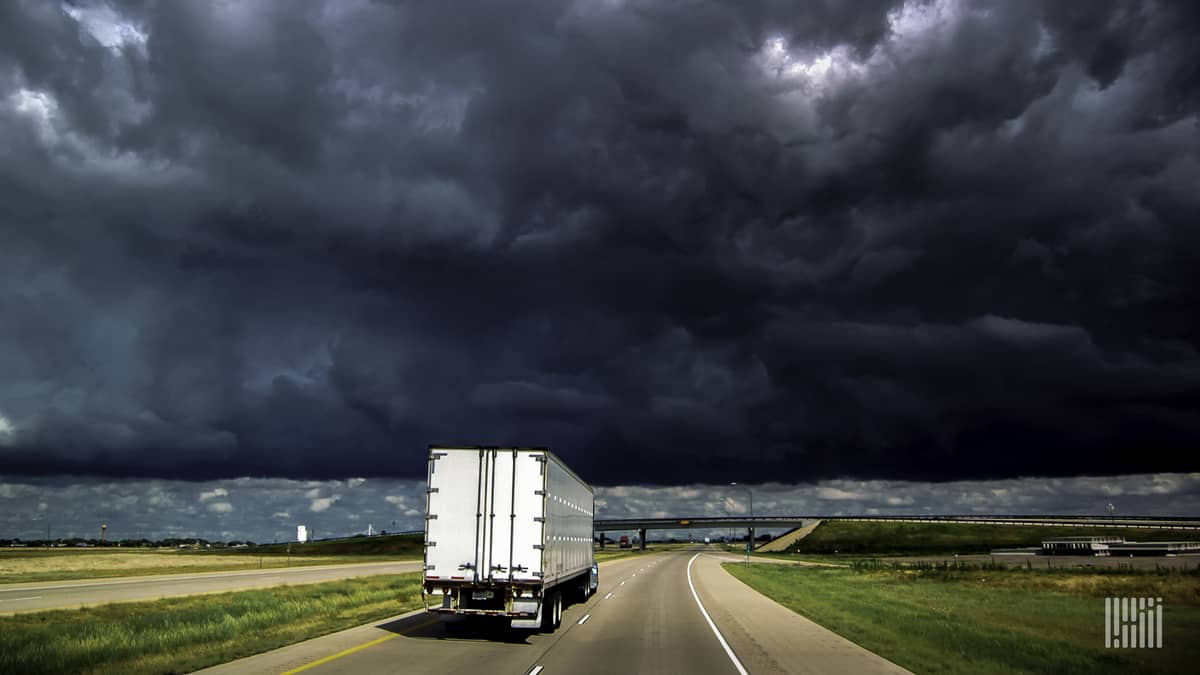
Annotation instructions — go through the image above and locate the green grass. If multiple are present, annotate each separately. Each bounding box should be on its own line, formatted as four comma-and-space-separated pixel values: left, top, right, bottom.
790, 520, 1198, 555
594, 546, 663, 562
0, 573, 423, 675
726, 562, 1200, 674
0, 535, 424, 584
0, 552, 404, 585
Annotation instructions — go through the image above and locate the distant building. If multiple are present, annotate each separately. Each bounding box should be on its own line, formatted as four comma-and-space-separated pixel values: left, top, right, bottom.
1036, 536, 1200, 557
1107, 541, 1200, 556
1041, 536, 1123, 555
297, 525, 309, 543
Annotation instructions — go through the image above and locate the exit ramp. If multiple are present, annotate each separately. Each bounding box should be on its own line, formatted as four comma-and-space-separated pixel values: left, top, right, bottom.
757, 519, 823, 552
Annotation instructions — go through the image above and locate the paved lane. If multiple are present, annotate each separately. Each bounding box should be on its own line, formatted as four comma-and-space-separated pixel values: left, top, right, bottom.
0, 561, 421, 614
200, 547, 909, 674
533, 552, 739, 674
196, 554, 660, 675
293, 555, 668, 675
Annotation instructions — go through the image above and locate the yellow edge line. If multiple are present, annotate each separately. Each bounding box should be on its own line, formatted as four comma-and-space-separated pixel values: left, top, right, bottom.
279, 634, 399, 675
279, 617, 439, 675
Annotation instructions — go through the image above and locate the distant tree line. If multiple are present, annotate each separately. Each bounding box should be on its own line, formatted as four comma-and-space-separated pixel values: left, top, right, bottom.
1, 537, 257, 548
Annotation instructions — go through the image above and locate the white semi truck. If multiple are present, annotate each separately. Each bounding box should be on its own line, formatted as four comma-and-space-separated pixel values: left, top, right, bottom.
422, 446, 598, 631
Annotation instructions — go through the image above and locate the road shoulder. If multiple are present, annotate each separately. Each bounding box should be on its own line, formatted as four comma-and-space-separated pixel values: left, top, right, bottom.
691, 554, 912, 675
192, 609, 427, 675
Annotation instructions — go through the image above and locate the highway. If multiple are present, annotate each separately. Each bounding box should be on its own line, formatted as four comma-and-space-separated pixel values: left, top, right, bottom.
200, 548, 908, 675
0, 561, 420, 614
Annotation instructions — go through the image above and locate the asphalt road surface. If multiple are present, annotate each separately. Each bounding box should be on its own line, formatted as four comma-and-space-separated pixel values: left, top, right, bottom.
0, 561, 421, 614
201, 548, 908, 675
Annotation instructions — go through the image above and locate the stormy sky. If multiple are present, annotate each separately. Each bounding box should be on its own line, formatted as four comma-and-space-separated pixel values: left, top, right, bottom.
2, 0, 1199, 499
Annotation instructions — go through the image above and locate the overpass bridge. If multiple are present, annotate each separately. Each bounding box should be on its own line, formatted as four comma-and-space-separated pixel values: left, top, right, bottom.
592, 514, 1200, 550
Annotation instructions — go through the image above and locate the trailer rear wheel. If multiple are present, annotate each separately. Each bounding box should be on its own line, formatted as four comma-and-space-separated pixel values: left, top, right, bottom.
540, 592, 559, 632
553, 591, 563, 628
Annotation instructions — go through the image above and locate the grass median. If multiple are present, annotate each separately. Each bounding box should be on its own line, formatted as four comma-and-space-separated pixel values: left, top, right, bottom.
1, 535, 423, 584
0, 550, 409, 584
0, 573, 422, 675
725, 560, 1200, 674
789, 520, 1197, 555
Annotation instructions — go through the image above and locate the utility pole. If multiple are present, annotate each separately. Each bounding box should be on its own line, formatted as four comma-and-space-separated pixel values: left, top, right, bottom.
731, 482, 753, 565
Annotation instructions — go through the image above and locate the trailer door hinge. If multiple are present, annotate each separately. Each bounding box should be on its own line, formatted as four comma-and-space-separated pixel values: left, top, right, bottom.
424, 564, 436, 570
533, 517, 545, 523
426, 541, 436, 547
430, 452, 447, 459
458, 562, 476, 571
426, 487, 439, 494
532, 544, 545, 550
533, 455, 548, 463
426, 514, 438, 520
534, 490, 546, 496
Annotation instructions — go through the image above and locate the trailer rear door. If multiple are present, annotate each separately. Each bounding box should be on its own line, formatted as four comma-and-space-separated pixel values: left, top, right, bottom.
425, 449, 484, 581
424, 448, 545, 584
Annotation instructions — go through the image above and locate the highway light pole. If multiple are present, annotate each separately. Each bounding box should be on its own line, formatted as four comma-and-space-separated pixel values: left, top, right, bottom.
731, 482, 753, 564
717, 498, 733, 547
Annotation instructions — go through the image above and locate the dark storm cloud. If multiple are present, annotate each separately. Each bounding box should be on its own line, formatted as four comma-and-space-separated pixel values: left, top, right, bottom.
0, 0, 1197, 485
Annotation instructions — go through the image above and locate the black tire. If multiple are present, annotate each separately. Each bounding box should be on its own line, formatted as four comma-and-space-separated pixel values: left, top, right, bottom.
540, 593, 555, 632
553, 592, 562, 628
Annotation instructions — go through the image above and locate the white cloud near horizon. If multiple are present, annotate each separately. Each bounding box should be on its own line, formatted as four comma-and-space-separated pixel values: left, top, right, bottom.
0, 473, 1196, 542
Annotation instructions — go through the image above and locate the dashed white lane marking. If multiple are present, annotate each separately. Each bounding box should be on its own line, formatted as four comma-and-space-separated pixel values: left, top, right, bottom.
687, 554, 749, 675
528, 666, 544, 675
620, 581, 626, 586
604, 592, 613, 599
578, 613, 591, 625
0, 596, 42, 602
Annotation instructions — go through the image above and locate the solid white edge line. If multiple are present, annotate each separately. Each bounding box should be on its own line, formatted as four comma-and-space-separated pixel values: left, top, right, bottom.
687, 553, 749, 675
0, 596, 42, 602
528, 666, 543, 675
578, 614, 591, 625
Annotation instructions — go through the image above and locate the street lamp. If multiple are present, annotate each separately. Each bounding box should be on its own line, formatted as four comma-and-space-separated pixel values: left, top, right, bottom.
731, 482, 753, 563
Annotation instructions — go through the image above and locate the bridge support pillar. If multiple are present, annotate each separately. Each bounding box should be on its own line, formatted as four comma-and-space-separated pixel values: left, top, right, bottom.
599, 532, 605, 550
639, 528, 646, 550
747, 527, 755, 551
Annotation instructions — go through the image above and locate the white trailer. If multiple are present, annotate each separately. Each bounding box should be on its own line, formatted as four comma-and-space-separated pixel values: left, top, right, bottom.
422, 446, 597, 630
